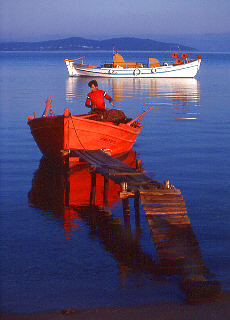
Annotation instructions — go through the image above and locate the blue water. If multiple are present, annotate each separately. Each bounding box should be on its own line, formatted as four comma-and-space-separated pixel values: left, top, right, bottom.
0, 51, 230, 313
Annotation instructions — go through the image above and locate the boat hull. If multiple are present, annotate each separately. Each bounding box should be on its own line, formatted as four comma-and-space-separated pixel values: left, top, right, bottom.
65, 59, 201, 78
28, 114, 141, 160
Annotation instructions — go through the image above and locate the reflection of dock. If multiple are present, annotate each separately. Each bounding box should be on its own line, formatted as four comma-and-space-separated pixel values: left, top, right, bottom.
29, 150, 221, 302
75, 206, 158, 275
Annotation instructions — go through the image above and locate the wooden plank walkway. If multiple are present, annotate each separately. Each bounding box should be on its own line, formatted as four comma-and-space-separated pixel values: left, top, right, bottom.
140, 185, 221, 301
69, 149, 221, 301
140, 187, 209, 276
71, 149, 156, 187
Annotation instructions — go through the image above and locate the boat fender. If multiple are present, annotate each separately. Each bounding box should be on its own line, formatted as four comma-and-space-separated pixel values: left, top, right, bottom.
151, 68, 156, 73
133, 68, 141, 76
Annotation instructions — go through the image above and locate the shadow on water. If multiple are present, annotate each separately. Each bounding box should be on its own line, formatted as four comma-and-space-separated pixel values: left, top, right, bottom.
28, 149, 221, 303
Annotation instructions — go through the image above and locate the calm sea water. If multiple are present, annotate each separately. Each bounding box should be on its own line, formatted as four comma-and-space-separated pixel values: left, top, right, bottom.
0, 51, 229, 313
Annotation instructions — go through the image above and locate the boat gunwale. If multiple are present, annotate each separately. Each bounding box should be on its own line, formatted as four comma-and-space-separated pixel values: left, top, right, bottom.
71, 58, 200, 69
70, 59, 201, 78
28, 113, 141, 135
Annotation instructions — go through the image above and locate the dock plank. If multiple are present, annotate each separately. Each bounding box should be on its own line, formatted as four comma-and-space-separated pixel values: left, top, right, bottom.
140, 189, 181, 195
71, 149, 154, 186
141, 199, 185, 205
68, 149, 219, 296
145, 208, 187, 214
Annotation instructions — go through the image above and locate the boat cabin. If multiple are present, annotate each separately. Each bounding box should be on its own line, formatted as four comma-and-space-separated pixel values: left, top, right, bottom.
110, 52, 161, 69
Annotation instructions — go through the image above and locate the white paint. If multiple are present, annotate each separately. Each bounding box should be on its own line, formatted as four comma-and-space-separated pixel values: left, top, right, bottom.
65, 59, 201, 78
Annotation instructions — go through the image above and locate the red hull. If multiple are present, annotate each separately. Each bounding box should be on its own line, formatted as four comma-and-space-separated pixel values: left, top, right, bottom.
28, 111, 141, 159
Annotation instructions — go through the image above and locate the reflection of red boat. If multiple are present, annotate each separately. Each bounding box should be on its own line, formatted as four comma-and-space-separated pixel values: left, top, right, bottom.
27, 98, 154, 160
28, 149, 139, 238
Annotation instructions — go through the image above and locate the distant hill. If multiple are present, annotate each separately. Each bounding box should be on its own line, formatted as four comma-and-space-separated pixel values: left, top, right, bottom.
139, 33, 230, 52
0, 36, 196, 51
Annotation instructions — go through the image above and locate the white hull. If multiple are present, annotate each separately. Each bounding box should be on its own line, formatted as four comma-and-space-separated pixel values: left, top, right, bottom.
65, 59, 201, 78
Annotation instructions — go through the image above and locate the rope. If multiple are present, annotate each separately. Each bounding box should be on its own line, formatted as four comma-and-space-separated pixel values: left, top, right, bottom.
69, 114, 114, 169
69, 115, 87, 151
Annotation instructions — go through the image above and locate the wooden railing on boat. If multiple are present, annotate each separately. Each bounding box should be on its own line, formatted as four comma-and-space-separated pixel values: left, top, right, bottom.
64, 56, 85, 62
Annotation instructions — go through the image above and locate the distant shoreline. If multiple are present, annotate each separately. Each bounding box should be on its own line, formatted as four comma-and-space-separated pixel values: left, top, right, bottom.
0, 49, 200, 52
0, 36, 196, 52
1, 49, 230, 54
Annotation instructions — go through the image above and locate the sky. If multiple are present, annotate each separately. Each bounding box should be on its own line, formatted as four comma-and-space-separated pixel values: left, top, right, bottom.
0, 0, 230, 41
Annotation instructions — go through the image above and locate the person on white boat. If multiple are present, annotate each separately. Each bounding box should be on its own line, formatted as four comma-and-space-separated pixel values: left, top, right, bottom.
85, 80, 113, 113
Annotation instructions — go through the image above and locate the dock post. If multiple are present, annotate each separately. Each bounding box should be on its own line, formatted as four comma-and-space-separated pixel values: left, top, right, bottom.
134, 192, 140, 231
136, 158, 142, 171
134, 192, 140, 213
103, 176, 109, 208
90, 168, 96, 206
122, 198, 131, 230
64, 155, 70, 173
122, 198, 130, 215
164, 179, 170, 189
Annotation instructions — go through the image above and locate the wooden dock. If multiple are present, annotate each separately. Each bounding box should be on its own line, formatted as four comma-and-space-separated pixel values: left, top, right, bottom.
68, 149, 222, 302
70, 149, 154, 186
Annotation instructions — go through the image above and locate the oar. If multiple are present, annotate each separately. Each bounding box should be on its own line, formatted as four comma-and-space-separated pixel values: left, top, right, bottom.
127, 104, 156, 126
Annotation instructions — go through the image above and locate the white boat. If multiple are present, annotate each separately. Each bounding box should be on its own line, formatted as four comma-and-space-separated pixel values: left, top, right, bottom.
65, 51, 201, 78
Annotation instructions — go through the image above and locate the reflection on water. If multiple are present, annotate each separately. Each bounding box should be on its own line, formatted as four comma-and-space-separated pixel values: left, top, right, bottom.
1, 51, 228, 312
66, 77, 200, 120
28, 150, 138, 238
28, 151, 220, 301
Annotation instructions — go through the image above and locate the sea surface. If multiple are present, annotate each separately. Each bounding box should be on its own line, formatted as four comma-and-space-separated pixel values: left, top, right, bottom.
0, 51, 229, 313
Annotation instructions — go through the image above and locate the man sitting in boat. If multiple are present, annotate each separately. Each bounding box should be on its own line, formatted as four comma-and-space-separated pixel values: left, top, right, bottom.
85, 80, 113, 114
85, 80, 129, 124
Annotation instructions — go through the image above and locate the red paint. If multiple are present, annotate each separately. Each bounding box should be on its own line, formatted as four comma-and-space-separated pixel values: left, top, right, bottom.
182, 53, 188, 59
85, 90, 112, 110
172, 52, 178, 58
176, 58, 183, 65
28, 149, 138, 238
28, 109, 141, 160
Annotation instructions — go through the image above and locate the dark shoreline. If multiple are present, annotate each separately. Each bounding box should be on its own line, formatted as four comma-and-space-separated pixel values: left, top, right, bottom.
2, 291, 230, 320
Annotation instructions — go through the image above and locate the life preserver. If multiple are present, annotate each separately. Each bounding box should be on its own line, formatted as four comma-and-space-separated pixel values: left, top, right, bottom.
176, 58, 183, 65
172, 52, 178, 58
182, 53, 188, 59
163, 62, 168, 66
108, 69, 114, 74
151, 68, 156, 73
133, 68, 141, 76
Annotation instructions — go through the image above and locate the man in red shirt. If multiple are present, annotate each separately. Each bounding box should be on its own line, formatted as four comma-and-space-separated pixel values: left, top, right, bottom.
85, 80, 113, 112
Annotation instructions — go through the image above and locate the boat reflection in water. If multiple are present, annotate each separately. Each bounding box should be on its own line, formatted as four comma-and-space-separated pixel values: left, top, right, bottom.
29, 150, 138, 239
66, 77, 200, 120
28, 150, 221, 302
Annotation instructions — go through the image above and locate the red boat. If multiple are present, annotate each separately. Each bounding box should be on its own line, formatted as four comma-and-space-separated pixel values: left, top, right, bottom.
28, 97, 154, 161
